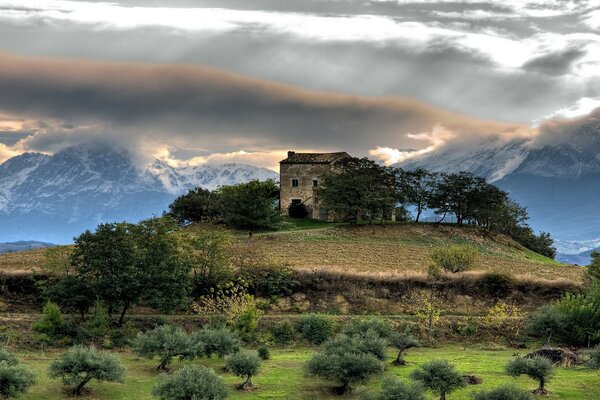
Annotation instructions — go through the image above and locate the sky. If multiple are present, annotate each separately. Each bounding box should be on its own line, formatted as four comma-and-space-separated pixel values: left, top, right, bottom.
0, 0, 599, 170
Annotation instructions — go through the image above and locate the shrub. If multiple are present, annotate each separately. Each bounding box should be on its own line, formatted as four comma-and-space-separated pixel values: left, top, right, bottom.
342, 318, 393, 339
360, 375, 426, 400
195, 327, 240, 358
270, 320, 296, 345
430, 245, 479, 273
479, 272, 516, 299
241, 264, 299, 298
527, 305, 565, 346
0, 349, 36, 399
288, 202, 309, 219
81, 301, 110, 340
306, 334, 385, 393
48, 346, 124, 395
410, 359, 466, 400
152, 365, 227, 400
589, 345, 600, 369
390, 329, 419, 366
32, 302, 67, 342
505, 356, 553, 395
131, 325, 192, 370
471, 385, 533, 400
483, 302, 524, 343
587, 251, 600, 282
299, 314, 336, 345
226, 349, 261, 390
234, 305, 262, 342
257, 346, 270, 360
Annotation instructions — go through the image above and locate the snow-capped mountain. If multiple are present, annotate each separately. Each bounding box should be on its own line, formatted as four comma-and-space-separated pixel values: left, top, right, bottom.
398, 115, 600, 254
0, 143, 278, 243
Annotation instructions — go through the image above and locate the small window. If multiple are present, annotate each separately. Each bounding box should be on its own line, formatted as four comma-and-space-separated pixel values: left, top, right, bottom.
291, 199, 302, 205
291, 179, 299, 187
313, 180, 318, 187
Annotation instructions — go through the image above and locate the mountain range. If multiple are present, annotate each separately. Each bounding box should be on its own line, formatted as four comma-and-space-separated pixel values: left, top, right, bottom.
399, 116, 600, 263
0, 143, 277, 243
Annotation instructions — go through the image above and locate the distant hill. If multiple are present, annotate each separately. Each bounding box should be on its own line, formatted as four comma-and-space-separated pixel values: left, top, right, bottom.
0, 143, 278, 243
0, 241, 54, 254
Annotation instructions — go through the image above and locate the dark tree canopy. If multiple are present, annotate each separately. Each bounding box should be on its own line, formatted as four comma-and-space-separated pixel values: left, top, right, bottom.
216, 179, 281, 230
167, 187, 218, 225
396, 168, 438, 223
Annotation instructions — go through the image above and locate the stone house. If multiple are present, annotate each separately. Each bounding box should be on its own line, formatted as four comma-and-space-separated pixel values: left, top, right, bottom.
279, 151, 350, 220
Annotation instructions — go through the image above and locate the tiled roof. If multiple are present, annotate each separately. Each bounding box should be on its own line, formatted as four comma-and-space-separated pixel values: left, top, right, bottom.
280, 151, 350, 164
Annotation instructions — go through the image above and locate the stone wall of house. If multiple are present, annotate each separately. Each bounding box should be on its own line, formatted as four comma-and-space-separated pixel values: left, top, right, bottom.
280, 163, 332, 219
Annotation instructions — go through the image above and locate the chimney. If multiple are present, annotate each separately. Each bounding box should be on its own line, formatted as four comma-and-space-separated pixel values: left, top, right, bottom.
288, 151, 295, 157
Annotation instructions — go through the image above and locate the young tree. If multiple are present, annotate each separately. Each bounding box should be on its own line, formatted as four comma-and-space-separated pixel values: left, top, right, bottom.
131, 325, 192, 370
410, 359, 466, 400
152, 365, 227, 400
360, 375, 426, 400
318, 157, 396, 223
0, 349, 36, 399
226, 349, 261, 390
299, 314, 336, 345
216, 179, 281, 230
49, 346, 124, 396
306, 335, 384, 394
471, 385, 533, 400
505, 356, 553, 395
587, 251, 600, 282
395, 168, 438, 222
390, 329, 419, 365
167, 187, 219, 225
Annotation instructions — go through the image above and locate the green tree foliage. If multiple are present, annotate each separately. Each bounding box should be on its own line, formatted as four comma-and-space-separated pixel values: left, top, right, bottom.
167, 187, 219, 225
390, 329, 419, 366
360, 375, 426, 400
152, 365, 227, 400
305, 335, 384, 393
81, 301, 111, 340
48, 346, 124, 396
257, 346, 270, 360
587, 251, 600, 282
0, 349, 36, 399
506, 356, 553, 395
270, 320, 296, 345
471, 385, 533, 400
131, 325, 192, 371
318, 157, 396, 223
32, 302, 70, 344
193, 327, 240, 358
216, 179, 281, 230
430, 244, 479, 273
44, 275, 94, 322
588, 345, 600, 369
71, 217, 193, 325
342, 318, 393, 339
410, 359, 466, 400
226, 349, 261, 390
299, 314, 336, 345
396, 168, 438, 223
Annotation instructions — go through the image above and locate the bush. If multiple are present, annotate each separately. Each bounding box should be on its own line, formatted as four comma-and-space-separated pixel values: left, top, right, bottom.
299, 314, 336, 345
479, 272, 516, 299
0, 349, 36, 399
589, 345, 600, 369
390, 329, 419, 366
430, 245, 479, 273
587, 251, 600, 282
257, 346, 270, 360
410, 359, 466, 400
226, 349, 261, 390
152, 365, 227, 400
288, 202, 309, 219
48, 346, 124, 395
270, 320, 296, 345
505, 356, 553, 395
471, 385, 533, 400
234, 305, 262, 342
131, 325, 192, 370
32, 302, 67, 343
195, 327, 240, 358
81, 301, 110, 340
360, 375, 426, 400
241, 264, 299, 298
342, 318, 393, 339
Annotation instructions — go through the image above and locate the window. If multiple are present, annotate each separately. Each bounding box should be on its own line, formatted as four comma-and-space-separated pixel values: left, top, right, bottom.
291, 199, 302, 205
291, 179, 299, 187
312, 180, 318, 187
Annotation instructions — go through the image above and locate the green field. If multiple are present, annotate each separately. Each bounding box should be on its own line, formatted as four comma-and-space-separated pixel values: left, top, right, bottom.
14, 346, 599, 399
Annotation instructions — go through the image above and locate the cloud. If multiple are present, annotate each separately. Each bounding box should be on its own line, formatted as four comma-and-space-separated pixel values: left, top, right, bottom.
522, 48, 586, 75
0, 51, 531, 166
543, 97, 600, 120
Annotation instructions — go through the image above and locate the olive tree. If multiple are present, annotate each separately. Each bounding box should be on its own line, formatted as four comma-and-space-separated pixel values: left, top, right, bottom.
360, 375, 426, 400
0, 349, 36, 399
131, 325, 192, 371
471, 385, 533, 400
299, 314, 336, 345
506, 356, 553, 395
152, 365, 227, 400
410, 359, 466, 400
194, 327, 240, 358
390, 329, 419, 366
226, 349, 261, 390
49, 346, 124, 396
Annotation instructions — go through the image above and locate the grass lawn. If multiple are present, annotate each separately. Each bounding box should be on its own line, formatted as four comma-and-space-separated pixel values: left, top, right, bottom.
15, 345, 599, 399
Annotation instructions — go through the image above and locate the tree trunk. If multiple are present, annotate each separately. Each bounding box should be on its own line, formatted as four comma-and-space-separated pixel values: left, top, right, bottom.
440, 392, 446, 400
74, 376, 91, 395
241, 374, 253, 390
157, 358, 169, 371
392, 351, 406, 366
415, 206, 422, 223
79, 309, 86, 322
118, 302, 129, 326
